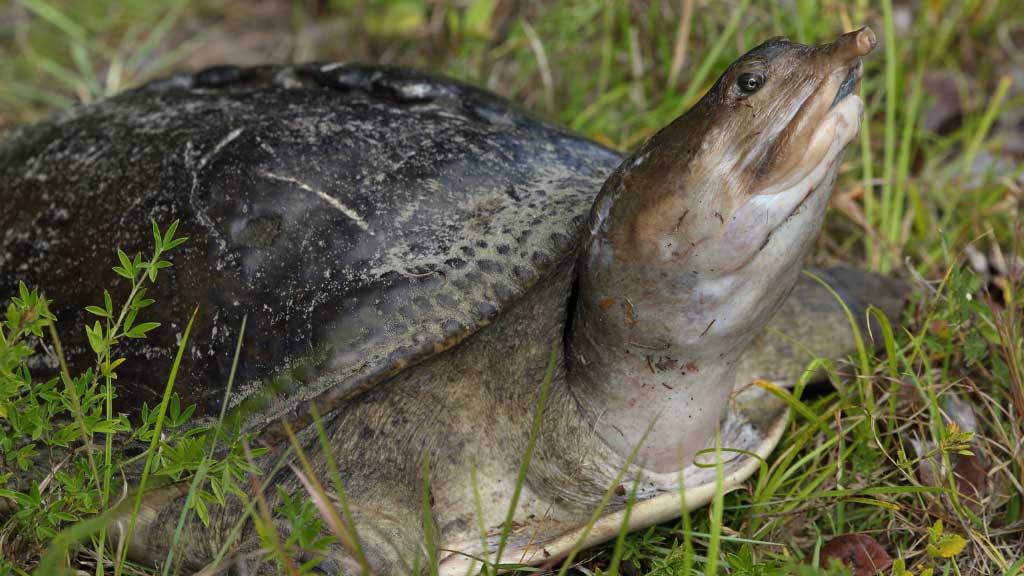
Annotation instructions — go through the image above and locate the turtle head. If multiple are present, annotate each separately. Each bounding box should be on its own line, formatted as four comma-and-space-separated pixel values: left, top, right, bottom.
582, 27, 875, 346
571, 28, 876, 472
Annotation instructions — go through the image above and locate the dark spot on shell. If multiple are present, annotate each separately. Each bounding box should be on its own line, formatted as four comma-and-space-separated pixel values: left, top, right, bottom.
460, 246, 476, 257
359, 425, 374, 440
195, 65, 248, 87
513, 265, 530, 281
531, 251, 551, 267
496, 244, 510, 255
477, 259, 502, 275
476, 240, 488, 249
474, 301, 498, 319
379, 270, 404, 284
441, 319, 462, 336
445, 257, 467, 270
234, 214, 282, 249
504, 186, 522, 202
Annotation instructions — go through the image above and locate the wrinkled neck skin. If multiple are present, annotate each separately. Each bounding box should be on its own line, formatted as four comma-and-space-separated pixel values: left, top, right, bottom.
567, 30, 871, 472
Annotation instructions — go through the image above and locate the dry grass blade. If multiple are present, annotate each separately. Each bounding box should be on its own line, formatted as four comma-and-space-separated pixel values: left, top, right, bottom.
279, 416, 372, 574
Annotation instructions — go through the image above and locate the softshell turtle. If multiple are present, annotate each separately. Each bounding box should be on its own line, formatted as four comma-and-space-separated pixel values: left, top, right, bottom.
0, 28, 896, 574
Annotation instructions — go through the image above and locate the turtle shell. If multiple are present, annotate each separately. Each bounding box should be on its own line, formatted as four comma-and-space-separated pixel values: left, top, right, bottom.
0, 63, 622, 432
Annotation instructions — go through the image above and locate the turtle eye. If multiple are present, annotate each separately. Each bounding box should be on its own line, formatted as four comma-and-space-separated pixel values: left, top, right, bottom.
736, 72, 765, 95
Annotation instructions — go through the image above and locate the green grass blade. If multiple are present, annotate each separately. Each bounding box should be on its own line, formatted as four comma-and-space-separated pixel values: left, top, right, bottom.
114, 306, 198, 576
490, 346, 556, 570
703, 432, 725, 576
311, 406, 372, 574
604, 476, 641, 576
161, 315, 247, 576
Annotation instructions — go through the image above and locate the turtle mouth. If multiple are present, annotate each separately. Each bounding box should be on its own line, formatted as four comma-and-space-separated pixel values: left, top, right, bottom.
778, 92, 863, 222
829, 62, 862, 109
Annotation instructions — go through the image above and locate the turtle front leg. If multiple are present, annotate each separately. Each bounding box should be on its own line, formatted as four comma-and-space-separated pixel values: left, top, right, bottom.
734, 266, 908, 388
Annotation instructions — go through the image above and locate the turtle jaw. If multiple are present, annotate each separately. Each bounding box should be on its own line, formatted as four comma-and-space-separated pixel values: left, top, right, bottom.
702, 90, 864, 304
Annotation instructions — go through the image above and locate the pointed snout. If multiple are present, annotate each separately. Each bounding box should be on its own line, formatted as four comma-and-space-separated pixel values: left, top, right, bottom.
830, 26, 877, 60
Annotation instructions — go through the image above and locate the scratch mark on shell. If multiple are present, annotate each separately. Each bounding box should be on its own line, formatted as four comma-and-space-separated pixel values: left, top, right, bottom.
199, 128, 243, 170
699, 319, 716, 337
261, 171, 375, 235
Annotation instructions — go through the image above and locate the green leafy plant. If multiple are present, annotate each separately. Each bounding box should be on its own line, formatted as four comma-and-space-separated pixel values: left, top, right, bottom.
0, 220, 257, 573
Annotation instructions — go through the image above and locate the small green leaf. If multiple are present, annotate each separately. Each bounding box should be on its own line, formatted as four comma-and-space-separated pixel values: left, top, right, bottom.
93, 418, 129, 434
928, 533, 967, 559
85, 306, 110, 318
125, 322, 160, 339
117, 248, 133, 275
163, 219, 180, 246
152, 219, 163, 252
164, 237, 187, 250
85, 321, 105, 354
926, 518, 967, 559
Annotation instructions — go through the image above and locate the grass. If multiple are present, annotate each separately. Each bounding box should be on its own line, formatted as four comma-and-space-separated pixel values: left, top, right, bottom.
1, 0, 1023, 574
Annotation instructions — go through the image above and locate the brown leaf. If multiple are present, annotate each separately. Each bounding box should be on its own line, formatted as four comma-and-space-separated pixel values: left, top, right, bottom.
953, 452, 988, 512
819, 534, 893, 576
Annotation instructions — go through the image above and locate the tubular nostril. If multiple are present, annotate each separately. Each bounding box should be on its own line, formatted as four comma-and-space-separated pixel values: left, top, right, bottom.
854, 26, 877, 56
831, 26, 877, 59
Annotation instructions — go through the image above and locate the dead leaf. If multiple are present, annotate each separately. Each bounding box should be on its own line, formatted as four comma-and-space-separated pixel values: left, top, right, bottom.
819, 533, 893, 576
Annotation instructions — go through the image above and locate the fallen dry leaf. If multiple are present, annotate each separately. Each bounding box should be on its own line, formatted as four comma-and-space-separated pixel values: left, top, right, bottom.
819, 533, 893, 576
